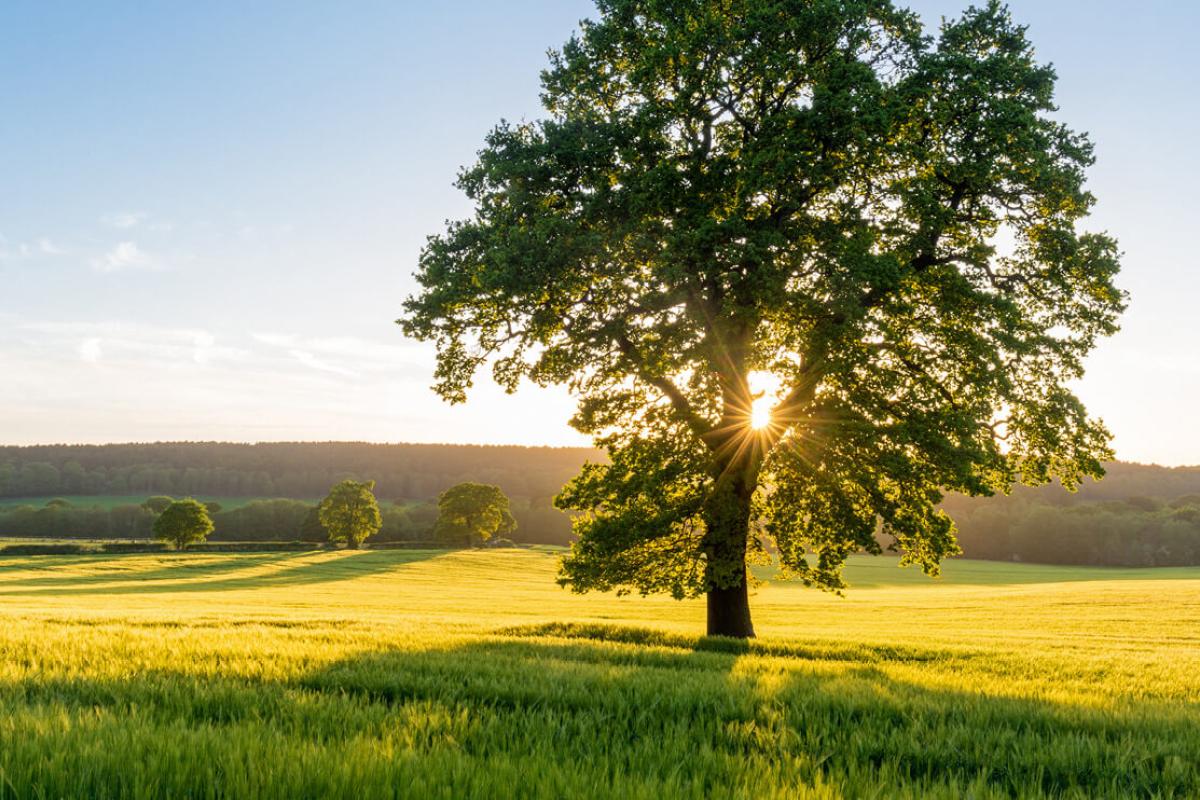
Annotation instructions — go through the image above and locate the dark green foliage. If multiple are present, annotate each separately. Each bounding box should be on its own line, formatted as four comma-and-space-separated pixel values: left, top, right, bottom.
0, 503, 156, 540
0, 444, 583, 544
141, 496, 175, 515
100, 542, 171, 554
434, 483, 517, 548
950, 496, 1200, 567
152, 499, 214, 549
401, 0, 1124, 634
212, 499, 315, 543
186, 541, 323, 553
318, 480, 382, 549
0, 496, 556, 547
0, 442, 596, 501
0, 543, 92, 556
299, 505, 327, 543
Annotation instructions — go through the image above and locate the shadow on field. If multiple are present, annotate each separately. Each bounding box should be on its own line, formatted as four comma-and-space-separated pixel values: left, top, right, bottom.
0, 555, 106, 576
0, 552, 312, 588
0, 623, 1195, 797
294, 627, 1198, 797
0, 550, 439, 596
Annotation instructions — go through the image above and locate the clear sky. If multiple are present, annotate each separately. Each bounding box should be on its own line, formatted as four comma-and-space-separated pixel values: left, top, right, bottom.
2, 1, 1196, 465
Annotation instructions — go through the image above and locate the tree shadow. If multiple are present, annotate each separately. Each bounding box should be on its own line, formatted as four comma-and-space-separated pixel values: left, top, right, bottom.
0, 624, 1195, 797
296, 627, 1198, 797
0, 554, 110, 575
0, 550, 441, 596
0, 552, 312, 588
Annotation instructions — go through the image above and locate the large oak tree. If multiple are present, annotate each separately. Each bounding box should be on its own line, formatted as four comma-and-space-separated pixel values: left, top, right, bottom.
401, 0, 1124, 637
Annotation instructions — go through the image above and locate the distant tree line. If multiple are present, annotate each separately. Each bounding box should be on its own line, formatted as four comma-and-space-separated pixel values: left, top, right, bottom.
944, 494, 1200, 567
7, 491, 1200, 567
4, 443, 1200, 566
5, 444, 1198, 509
0, 498, 418, 544
0, 443, 597, 501
0, 494, 570, 546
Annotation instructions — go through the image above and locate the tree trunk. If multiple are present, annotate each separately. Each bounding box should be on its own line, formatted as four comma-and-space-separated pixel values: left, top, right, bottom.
707, 581, 755, 638
702, 469, 758, 639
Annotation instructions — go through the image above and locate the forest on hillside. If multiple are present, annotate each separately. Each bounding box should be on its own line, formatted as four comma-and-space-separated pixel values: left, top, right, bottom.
2, 443, 1200, 567
0, 442, 597, 501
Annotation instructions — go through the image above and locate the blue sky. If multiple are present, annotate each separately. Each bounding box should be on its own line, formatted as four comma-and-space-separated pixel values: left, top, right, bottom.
1, 1, 1197, 465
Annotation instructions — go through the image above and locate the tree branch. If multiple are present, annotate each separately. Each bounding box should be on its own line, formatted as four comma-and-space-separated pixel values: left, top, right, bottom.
615, 333, 713, 438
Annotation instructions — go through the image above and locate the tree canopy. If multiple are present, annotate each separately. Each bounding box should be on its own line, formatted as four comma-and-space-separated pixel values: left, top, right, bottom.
401, 0, 1125, 636
152, 499, 214, 549
141, 496, 175, 515
318, 479, 382, 549
434, 482, 518, 547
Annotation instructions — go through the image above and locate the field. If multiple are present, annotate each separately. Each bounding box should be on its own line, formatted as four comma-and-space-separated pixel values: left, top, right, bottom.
0, 551, 1197, 798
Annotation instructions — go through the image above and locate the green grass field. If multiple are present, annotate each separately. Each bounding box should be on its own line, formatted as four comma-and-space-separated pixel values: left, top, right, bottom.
0, 550, 1196, 798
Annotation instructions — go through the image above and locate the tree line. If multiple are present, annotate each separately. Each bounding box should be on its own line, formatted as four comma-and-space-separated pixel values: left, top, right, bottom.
0, 489, 564, 546
0, 443, 597, 501
944, 494, 1200, 567
8, 489, 1200, 568
4, 443, 1200, 567
6, 444, 1198, 510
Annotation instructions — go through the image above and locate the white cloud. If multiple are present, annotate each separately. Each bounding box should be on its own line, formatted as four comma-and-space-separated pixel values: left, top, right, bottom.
92, 241, 154, 273
102, 211, 147, 229
251, 331, 430, 378
287, 349, 360, 378
79, 338, 103, 363
0, 318, 587, 447
0, 236, 66, 260
19, 321, 247, 368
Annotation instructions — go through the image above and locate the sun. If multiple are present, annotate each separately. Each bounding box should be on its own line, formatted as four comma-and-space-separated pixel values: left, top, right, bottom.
750, 397, 772, 430
747, 371, 782, 430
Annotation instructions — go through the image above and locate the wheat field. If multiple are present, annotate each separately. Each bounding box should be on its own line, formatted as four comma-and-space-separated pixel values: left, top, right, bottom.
0, 548, 1196, 798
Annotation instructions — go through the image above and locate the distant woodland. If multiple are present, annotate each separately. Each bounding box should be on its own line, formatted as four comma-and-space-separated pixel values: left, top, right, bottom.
2, 443, 1199, 567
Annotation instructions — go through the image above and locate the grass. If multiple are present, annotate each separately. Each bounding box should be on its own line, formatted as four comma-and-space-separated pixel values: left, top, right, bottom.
0, 551, 1196, 798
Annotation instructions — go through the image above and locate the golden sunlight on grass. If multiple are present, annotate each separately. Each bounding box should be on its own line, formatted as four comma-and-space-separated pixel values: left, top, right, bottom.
0, 550, 1197, 797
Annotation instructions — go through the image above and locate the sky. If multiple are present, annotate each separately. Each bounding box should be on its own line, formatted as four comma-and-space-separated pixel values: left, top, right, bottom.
1, 1, 1197, 465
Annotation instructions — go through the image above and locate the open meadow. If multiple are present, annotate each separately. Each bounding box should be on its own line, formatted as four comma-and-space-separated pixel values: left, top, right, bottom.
0, 549, 1196, 798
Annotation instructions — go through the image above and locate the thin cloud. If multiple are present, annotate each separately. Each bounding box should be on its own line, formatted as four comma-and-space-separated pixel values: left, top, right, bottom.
19, 321, 247, 367
101, 211, 147, 229
0, 236, 66, 260
251, 331, 430, 378
79, 338, 103, 363
92, 241, 155, 273
287, 348, 360, 378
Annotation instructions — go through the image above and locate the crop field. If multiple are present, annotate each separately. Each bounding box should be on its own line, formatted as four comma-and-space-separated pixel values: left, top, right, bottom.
0, 550, 1196, 798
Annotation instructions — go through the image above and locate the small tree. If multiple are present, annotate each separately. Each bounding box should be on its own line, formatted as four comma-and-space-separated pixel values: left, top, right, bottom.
318, 480, 382, 549
153, 499, 214, 549
435, 483, 517, 548
141, 495, 175, 515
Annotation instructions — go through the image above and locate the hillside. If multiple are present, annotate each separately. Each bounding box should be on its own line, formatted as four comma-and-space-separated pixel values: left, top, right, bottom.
3, 443, 1200, 566
4, 442, 1199, 504
0, 442, 600, 502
